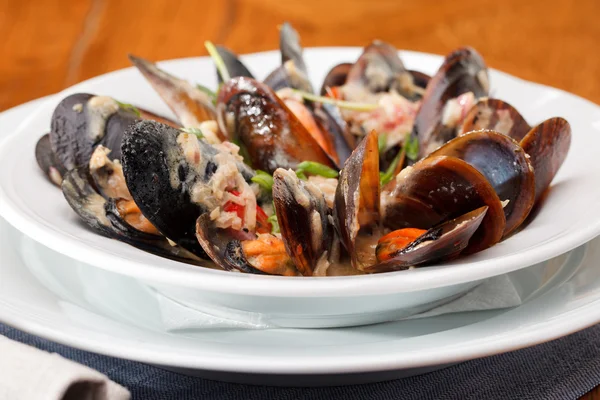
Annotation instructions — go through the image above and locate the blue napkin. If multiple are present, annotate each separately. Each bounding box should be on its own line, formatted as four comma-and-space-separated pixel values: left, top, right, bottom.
2, 322, 599, 399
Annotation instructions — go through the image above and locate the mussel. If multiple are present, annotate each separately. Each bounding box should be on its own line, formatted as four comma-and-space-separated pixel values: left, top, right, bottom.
273, 168, 333, 276
520, 117, 571, 203
459, 98, 531, 141
35, 133, 66, 186
214, 46, 254, 83
412, 47, 489, 158
129, 55, 219, 140
368, 206, 489, 272
121, 120, 255, 257
216, 77, 336, 173
429, 130, 535, 236
343, 40, 422, 101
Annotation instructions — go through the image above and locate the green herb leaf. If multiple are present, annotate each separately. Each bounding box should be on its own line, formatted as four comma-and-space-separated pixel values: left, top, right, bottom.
114, 100, 141, 117
378, 133, 387, 154
196, 84, 217, 105
404, 135, 419, 161
179, 127, 204, 139
295, 161, 339, 179
251, 170, 274, 192
379, 150, 403, 186
295, 170, 308, 180
205, 41, 231, 82
290, 89, 379, 112
267, 214, 280, 234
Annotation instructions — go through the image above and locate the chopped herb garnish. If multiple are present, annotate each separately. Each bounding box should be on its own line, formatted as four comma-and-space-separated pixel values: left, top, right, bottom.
204, 40, 231, 82
295, 161, 339, 179
179, 127, 204, 138
251, 170, 274, 192
404, 135, 419, 161
114, 100, 141, 117
378, 133, 387, 154
379, 150, 403, 186
267, 214, 280, 234
196, 84, 217, 105
290, 89, 379, 112
295, 170, 308, 180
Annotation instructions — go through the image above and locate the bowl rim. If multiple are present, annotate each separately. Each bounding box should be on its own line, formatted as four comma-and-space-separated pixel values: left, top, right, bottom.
1, 47, 600, 297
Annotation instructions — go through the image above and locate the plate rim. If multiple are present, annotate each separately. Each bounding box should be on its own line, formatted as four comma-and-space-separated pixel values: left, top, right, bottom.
1, 48, 600, 298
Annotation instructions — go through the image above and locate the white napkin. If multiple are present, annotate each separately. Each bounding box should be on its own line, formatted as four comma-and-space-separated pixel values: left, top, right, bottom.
0, 335, 130, 400
156, 274, 523, 330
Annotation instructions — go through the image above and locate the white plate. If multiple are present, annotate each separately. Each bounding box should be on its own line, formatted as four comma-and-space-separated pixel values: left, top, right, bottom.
2, 99, 600, 385
1, 49, 600, 327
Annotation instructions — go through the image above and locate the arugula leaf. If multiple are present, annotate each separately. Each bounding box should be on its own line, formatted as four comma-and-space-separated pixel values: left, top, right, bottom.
267, 214, 280, 234
251, 170, 274, 192
378, 133, 387, 154
295, 161, 339, 179
404, 135, 419, 161
179, 127, 204, 138
114, 100, 141, 117
379, 150, 403, 186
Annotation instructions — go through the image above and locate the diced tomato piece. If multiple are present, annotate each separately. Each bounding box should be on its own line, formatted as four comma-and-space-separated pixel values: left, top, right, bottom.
224, 190, 272, 233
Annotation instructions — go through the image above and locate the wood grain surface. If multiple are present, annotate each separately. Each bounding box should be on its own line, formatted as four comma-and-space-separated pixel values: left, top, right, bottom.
2, 0, 600, 397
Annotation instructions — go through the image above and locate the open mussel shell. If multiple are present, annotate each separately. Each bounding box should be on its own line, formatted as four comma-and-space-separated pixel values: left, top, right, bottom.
320, 63, 352, 95
408, 70, 431, 90
459, 98, 531, 141
367, 206, 488, 273
273, 168, 333, 276
520, 117, 572, 203
216, 77, 336, 173
264, 60, 313, 93
128, 55, 217, 130
35, 133, 66, 187
383, 156, 505, 254
121, 120, 250, 257
312, 103, 354, 165
345, 40, 419, 100
412, 47, 489, 158
196, 214, 299, 276
279, 22, 308, 74
50, 93, 133, 170
429, 130, 535, 236
334, 130, 380, 268
215, 46, 254, 83
62, 167, 201, 264
195, 214, 263, 274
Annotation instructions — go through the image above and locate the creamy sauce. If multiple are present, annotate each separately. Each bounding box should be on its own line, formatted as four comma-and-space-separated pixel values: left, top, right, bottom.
441, 92, 475, 128
89, 146, 131, 200
494, 109, 514, 134
307, 176, 338, 209
86, 96, 119, 141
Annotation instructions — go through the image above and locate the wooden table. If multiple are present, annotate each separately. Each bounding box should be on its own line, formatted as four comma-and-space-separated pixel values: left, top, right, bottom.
1, 0, 599, 397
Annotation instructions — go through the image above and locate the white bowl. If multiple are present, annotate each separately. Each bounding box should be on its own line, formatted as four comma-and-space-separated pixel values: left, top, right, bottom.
1, 48, 599, 328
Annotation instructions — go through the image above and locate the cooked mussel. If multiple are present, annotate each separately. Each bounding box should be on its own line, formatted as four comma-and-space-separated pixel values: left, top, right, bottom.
459, 98, 531, 141
128, 55, 218, 139
367, 206, 488, 272
320, 63, 352, 95
121, 120, 255, 257
50, 93, 135, 170
35, 133, 66, 186
382, 156, 505, 254
216, 77, 336, 173
334, 130, 381, 269
344, 40, 421, 100
273, 168, 333, 276
520, 117, 571, 203
61, 166, 200, 263
195, 214, 298, 276
214, 46, 254, 83
412, 47, 489, 158
265, 22, 313, 93
429, 130, 535, 236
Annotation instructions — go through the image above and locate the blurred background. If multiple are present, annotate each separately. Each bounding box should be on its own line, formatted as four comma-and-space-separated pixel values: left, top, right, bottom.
1, 0, 598, 111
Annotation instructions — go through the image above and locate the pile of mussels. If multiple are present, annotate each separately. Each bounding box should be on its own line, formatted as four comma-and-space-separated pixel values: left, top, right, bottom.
35, 23, 571, 276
